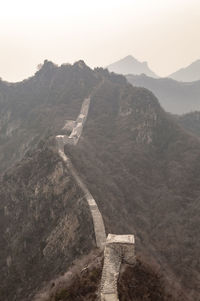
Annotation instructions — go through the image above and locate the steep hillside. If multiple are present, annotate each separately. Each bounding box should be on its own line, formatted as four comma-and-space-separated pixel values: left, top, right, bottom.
126, 74, 200, 114
107, 55, 158, 78
0, 63, 200, 300
34, 253, 179, 301
176, 111, 200, 137
0, 60, 100, 173
0, 61, 102, 301
0, 139, 95, 301
169, 59, 200, 82
66, 72, 200, 300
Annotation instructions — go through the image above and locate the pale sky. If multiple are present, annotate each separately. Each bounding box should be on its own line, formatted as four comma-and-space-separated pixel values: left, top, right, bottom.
0, 0, 200, 82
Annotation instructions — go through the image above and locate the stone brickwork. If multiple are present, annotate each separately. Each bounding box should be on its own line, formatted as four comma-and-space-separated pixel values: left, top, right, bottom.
64, 97, 90, 145
100, 234, 135, 301
56, 96, 106, 250
56, 96, 135, 299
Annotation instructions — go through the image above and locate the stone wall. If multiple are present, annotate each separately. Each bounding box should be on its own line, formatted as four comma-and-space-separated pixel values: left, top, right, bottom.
66, 97, 91, 145
56, 96, 106, 250
56, 95, 135, 300
100, 234, 135, 301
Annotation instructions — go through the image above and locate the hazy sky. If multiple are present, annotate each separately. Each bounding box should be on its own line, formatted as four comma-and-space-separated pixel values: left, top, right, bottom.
0, 0, 200, 82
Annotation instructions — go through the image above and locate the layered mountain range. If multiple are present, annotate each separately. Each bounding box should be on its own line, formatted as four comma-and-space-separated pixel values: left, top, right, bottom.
169, 59, 200, 82
0, 61, 200, 301
108, 55, 200, 82
107, 55, 158, 78
126, 74, 200, 114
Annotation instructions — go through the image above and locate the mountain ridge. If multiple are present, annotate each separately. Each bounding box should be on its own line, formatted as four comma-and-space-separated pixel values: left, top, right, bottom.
126, 73, 200, 114
0, 61, 199, 300
169, 59, 200, 82
107, 55, 159, 78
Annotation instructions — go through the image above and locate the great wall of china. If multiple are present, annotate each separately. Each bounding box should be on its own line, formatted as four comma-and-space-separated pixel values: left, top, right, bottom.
56, 94, 135, 301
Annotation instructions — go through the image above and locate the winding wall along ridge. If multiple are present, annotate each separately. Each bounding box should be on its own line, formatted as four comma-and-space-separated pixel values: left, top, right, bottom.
56, 92, 135, 301
56, 96, 106, 250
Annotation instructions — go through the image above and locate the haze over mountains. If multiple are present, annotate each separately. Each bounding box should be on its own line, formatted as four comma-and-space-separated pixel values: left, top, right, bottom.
108, 55, 200, 82
107, 55, 159, 78
176, 111, 200, 137
169, 59, 200, 82
0, 60, 200, 301
126, 74, 200, 114
107, 55, 200, 115
1, 0, 200, 299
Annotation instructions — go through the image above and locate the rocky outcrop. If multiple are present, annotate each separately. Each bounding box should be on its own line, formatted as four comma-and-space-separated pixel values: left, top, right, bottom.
0, 144, 95, 301
1, 61, 197, 300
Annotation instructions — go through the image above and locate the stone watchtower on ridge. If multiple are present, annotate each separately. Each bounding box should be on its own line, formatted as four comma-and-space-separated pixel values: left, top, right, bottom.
100, 234, 135, 301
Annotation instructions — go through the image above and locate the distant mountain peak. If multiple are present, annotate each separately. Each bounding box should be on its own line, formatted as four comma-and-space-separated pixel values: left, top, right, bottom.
107, 55, 158, 78
122, 55, 138, 62
169, 59, 200, 82
114, 55, 147, 65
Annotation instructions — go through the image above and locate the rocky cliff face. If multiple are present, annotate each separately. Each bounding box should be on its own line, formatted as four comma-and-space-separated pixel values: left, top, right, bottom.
0, 60, 100, 173
0, 62, 199, 300
0, 139, 95, 301
66, 75, 200, 300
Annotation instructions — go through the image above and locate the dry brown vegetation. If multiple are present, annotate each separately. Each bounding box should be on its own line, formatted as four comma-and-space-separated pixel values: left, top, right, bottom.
34, 254, 180, 301
0, 62, 199, 300
66, 75, 200, 300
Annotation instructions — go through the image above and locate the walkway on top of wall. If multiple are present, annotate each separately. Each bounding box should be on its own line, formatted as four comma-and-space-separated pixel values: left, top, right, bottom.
56, 88, 135, 301
56, 95, 106, 250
